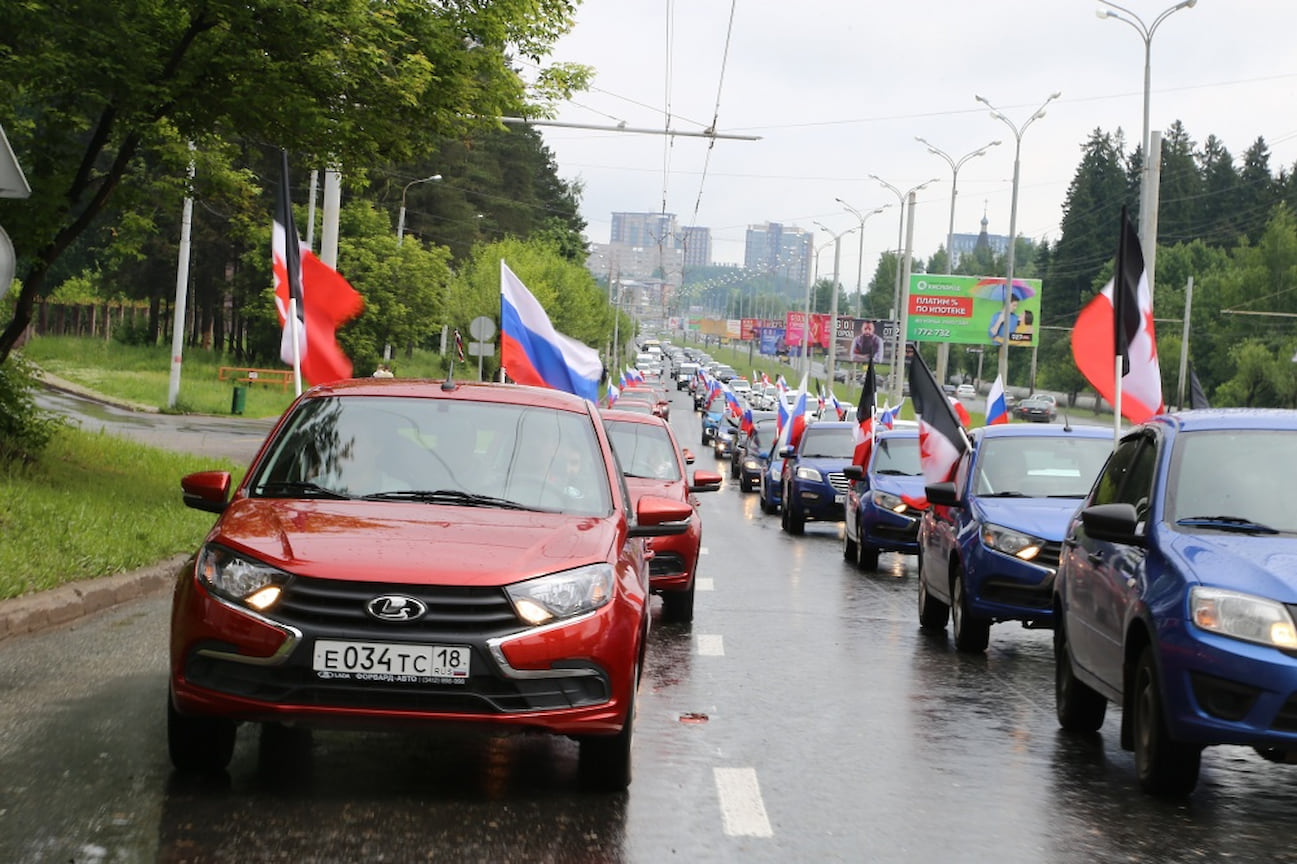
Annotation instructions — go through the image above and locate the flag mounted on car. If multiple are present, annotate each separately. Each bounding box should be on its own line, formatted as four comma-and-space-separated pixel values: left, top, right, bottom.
272, 150, 364, 389
852, 357, 876, 468
984, 375, 1010, 426
909, 346, 969, 486
501, 260, 602, 403
1071, 207, 1163, 424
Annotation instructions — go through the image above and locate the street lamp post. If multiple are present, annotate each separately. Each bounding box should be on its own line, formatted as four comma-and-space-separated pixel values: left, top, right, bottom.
814, 221, 857, 388
1098, 0, 1198, 299
915, 137, 1001, 387
975, 91, 1060, 387
869, 174, 939, 398
834, 199, 889, 319
396, 173, 443, 246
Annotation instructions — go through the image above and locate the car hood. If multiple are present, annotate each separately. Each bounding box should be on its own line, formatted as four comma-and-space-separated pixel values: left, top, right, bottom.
973, 496, 1084, 541
796, 456, 852, 473
622, 476, 686, 504
871, 473, 927, 498
1162, 530, 1297, 603
213, 499, 617, 586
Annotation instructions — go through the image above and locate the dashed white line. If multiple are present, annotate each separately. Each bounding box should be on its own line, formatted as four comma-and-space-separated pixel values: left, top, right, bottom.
714, 767, 773, 837
696, 634, 724, 656
697, 577, 714, 592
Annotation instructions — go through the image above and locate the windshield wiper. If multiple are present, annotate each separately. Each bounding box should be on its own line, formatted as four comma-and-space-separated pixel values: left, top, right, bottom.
255, 480, 351, 500
876, 468, 916, 476
981, 491, 1028, 498
361, 489, 532, 510
1175, 515, 1280, 534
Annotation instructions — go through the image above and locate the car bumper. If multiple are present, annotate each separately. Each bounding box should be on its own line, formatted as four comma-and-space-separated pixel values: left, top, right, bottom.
168, 568, 638, 737
1154, 621, 1297, 749
790, 481, 846, 522
859, 505, 921, 554
646, 520, 701, 592
963, 547, 1056, 624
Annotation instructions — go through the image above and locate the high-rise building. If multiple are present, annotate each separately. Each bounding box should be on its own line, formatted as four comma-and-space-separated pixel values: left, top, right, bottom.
743, 222, 812, 290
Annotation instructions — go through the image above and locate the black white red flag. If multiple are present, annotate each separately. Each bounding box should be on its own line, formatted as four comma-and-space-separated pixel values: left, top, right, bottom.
909, 346, 968, 486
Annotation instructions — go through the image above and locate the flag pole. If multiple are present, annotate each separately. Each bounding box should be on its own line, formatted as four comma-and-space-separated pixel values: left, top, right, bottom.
1113, 206, 1127, 448
289, 298, 302, 396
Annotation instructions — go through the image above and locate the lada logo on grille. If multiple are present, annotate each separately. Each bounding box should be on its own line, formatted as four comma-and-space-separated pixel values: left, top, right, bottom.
366, 595, 428, 622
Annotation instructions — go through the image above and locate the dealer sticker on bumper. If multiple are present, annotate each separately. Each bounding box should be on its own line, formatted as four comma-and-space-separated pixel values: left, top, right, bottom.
313, 640, 470, 682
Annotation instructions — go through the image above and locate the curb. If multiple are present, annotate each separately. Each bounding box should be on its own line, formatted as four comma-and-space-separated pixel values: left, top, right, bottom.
0, 554, 188, 642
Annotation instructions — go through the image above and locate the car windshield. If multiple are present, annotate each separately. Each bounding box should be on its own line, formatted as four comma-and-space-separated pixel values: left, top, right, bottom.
248, 395, 612, 515
604, 420, 681, 481
873, 436, 921, 476
974, 436, 1112, 498
1167, 429, 1297, 533
799, 426, 856, 459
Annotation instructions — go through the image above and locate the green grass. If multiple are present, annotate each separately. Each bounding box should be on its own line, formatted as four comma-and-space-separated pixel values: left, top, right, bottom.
0, 424, 243, 601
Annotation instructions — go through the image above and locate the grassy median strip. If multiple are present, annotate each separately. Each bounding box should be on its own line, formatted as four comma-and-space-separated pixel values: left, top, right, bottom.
0, 425, 240, 601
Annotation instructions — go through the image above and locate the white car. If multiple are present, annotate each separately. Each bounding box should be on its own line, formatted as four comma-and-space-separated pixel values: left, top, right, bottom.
956, 384, 977, 400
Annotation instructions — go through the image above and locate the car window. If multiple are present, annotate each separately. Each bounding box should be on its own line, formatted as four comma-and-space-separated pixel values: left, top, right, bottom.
1167, 429, 1297, 532
1089, 433, 1144, 509
974, 436, 1113, 498
798, 427, 856, 459
604, 421, 681, 481
873, 436, 921, 476
250, 395, 613, 515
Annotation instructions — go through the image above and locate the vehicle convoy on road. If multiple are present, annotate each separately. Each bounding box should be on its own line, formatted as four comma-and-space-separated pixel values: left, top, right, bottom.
917, 422, 1114, 653
167, 379, 693, 790
842, 426, 926, 570
602, 409, 722, 623
779, 420, 857, 535
1053, 408, 1297, 796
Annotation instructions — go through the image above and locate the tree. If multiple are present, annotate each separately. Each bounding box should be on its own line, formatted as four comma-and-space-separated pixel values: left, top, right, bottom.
0, 0, 587, 363
1047, 129, 1129, 318
1157, 121, 1203, 246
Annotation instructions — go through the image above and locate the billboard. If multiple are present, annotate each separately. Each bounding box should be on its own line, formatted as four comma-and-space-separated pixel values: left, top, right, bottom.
905, 275, 1042, 347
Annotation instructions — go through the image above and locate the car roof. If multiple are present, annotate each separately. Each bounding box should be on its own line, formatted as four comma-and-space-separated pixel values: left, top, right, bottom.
602, 408, 671, 427
803, 420, 856, 431
1151, 407, 1297, 433
305, 378, 593, 412
972, 422, 1112, 441
877, 427, 918, 439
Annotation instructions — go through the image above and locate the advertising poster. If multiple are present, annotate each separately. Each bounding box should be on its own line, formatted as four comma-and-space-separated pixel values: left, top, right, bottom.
758, 326, 787, 356
784, 311, 807, 348
905, 275, 1042, 347
830, 316, 901, 366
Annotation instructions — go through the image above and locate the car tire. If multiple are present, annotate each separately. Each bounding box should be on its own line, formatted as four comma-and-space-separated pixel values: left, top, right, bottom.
1132, 645, 1202, 796
857, 545, 879, 571
843, 526, 858, 562
783, 488, 805, 535
951, 568, 990, 653
730, 458, 739, 479
917, 576, 949, 630
1054, 619, 1107, 732
661, 580, 696, 623
740, 472, 753, 493
579, 663, 637, 791
167, 691, 236, 773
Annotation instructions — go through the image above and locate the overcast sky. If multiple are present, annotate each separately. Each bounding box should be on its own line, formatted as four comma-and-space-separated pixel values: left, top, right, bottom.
532, 0, 1297, 282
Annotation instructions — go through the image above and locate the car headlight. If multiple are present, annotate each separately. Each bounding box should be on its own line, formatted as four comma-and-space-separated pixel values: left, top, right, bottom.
795, 466, 823, 482
981, 523, 1044, 561
743, 458, 762, 470
1190, 587, 1297, 649
505, 564, 614, 626
872, 490, 906, 513
196, 544, 289, 611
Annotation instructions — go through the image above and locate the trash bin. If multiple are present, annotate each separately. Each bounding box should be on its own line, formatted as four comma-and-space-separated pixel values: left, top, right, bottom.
230, 385, 247, 415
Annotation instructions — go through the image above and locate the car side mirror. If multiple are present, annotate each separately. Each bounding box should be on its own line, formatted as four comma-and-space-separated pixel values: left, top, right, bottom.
843, 465, 864, 481
682, 448, 696, 465
689, 470, 723, 493
1079, 502, 1146, 547
778, 445, 793, 458
924, 481, 959, 508
182, 471, 232, 514
628, 495, 694, 537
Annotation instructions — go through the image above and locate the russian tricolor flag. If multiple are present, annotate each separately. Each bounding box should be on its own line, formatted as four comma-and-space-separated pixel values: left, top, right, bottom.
985, 375, 1010, 426
501, 261, 602, 402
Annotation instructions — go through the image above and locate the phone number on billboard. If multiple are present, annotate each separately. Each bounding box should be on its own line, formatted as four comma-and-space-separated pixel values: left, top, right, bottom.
913, 327, 952, 338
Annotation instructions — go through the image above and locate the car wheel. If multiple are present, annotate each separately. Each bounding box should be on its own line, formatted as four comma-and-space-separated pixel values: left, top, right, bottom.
951, 567, 990, 653
857, 545, 879, 571
579, 663, 638, 791
1054, 619, 1107, 732
784, 488, 805, 535
661, 579, 696, 623
167, 691, 236, 773
730, 458, 740, 479
1132, 645, 1202, 795
917, 576, 949, 630
740, 472, 753, 493
843, 524, 858, 562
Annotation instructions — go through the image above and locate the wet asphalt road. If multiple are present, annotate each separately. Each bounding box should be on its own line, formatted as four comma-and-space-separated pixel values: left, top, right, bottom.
3, 387, 1296, 863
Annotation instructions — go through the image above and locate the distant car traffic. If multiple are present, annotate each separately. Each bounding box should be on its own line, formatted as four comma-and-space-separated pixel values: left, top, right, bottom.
603, 410, 721, 622
917, 423, 1114, 652
779, 420, 857, 535
1053, 408, 1297, 796
168, 379, 694, 790
842, 427, 926, 570
956, 383, 977, 400
1013, 395, 1058, 423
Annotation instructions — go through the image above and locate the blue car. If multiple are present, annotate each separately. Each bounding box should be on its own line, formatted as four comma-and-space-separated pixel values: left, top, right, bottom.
1054, 409, 1297, 796
700, 394, 724, 445
917, 423, 1113, 652
780, 420, 857, 535
842, 427, 926, 570
758, 441, 785, 515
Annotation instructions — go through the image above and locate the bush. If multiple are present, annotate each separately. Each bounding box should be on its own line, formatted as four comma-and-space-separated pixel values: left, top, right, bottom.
0, 355, 64, 464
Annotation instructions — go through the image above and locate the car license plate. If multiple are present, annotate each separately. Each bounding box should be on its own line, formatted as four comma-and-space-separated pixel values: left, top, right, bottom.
834, 494, 845, 504
313, 640, 470, 682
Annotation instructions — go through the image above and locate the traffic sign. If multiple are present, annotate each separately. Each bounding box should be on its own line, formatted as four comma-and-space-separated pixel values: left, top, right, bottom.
469, 315, 496, 342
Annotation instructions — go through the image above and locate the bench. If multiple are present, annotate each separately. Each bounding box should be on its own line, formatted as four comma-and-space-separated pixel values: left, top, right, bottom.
218, 366, 295, 390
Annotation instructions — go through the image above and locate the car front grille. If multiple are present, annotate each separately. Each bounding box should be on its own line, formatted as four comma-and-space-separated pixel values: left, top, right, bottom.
1034, 541, 1063, 572
828, 472, 849, 494
649, 552, 687, 578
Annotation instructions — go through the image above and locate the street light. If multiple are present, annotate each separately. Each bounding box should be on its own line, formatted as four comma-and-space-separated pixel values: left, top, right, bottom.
915, 136, 1001, 386
396, 173, 443, 246
814, 221, 858, 387
975, 91, 1061, 387
834, 199, 889, 319
1098, 0, 1198, 298
869, 174, 939, 397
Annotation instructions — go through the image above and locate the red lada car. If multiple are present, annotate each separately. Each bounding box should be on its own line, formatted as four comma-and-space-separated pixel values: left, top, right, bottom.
168, 380, 693, 790
601, 410, 722, 622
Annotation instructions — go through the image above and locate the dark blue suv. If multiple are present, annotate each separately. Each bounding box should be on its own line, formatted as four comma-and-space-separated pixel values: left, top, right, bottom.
842, 426, 926, 570
779, 420, 856, 535
1054, 409, 1297, 796
917, 423, 1113, 652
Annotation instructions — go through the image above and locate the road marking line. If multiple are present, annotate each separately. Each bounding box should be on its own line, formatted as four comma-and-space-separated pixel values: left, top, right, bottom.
699, 546, 709, 555
714, 767, 773, 837
697, 578, 714, 592
697, 634, 724, 656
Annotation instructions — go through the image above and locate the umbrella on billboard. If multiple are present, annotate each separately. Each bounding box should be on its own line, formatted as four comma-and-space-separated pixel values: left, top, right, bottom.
972, 278, 1036, 302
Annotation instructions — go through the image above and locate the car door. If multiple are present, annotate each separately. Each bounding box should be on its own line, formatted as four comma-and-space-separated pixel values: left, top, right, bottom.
920, 439, 975, 605
1065, 431, 1157, 689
